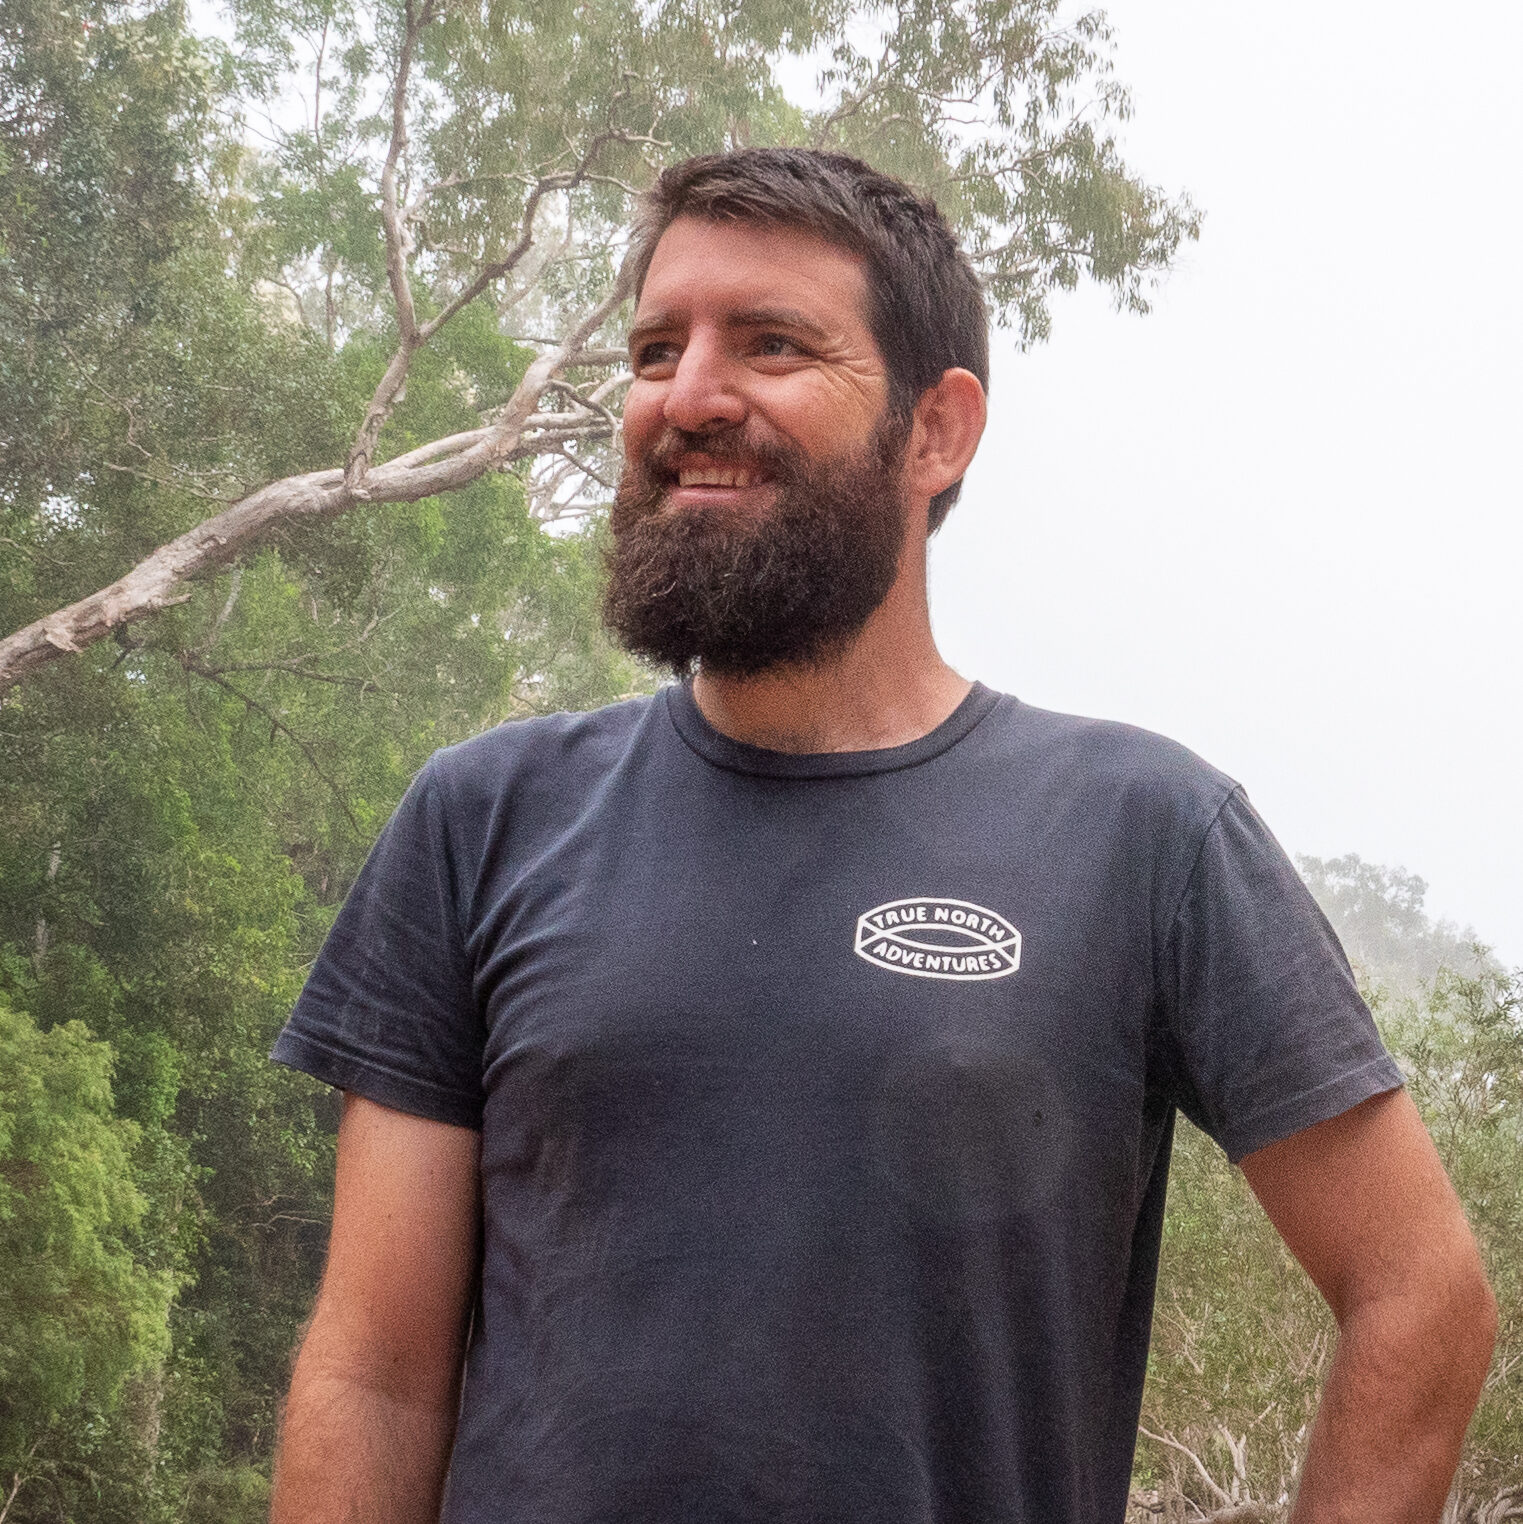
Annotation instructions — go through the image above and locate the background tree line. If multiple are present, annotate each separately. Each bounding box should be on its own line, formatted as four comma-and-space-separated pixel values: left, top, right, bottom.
1128, 859, 1521, 1521
0, 1, 1513, 1519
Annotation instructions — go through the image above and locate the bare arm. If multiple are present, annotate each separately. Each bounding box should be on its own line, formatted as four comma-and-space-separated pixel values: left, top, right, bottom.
1241, 1088, 1496, 1523
272, 1094, 481, 1524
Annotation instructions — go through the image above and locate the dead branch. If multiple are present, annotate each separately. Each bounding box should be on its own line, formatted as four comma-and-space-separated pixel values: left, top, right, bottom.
564, 347, 629, 367
526, 435, 619, 522
527, 455, 583, 520
0, 272, 632, 695
1138, 1427, 1235, 1509
541, 376, 623, 438
345, 0, 432, 486
588, 371, 634, 407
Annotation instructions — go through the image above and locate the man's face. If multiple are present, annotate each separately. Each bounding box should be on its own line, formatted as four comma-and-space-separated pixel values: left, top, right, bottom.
603, 217, 911, 677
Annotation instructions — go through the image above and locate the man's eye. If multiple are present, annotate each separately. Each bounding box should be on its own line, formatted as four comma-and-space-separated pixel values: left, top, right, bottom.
754, 334, 804, 358
635, 342, 679, 370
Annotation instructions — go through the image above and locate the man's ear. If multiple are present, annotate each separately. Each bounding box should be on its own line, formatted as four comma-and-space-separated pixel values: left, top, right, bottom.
903, 368, 987, 505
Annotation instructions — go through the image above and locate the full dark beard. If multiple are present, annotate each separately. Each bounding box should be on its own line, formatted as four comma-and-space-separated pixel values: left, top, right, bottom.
601, 419, 910, 678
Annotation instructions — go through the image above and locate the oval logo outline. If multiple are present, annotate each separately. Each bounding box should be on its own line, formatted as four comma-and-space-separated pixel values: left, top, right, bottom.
854, 896, 1022, 981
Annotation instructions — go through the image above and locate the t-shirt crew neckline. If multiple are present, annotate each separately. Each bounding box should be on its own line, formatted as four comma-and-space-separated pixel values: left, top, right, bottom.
663, 677, 1003, 779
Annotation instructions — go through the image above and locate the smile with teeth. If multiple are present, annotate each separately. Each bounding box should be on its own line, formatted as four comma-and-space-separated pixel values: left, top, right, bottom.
675, 465, 767, 488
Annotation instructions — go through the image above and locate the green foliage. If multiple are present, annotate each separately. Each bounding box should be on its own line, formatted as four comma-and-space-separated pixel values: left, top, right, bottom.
1388, 969, 1523, 1494
179, 1464, 272, 1524
1135, 881, 1522, 1515
0, 999, 174, 1479
223, 0, 1199, 362
1, 4, 640, 1513
0, 0, 350, 626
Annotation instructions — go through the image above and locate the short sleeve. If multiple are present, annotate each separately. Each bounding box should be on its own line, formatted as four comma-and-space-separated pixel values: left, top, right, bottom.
1157, 788, 1404, 1162
271, 757, 484, 1128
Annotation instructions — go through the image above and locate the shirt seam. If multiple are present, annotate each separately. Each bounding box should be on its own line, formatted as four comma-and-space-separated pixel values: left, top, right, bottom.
1148, 783, 1242, 1088
663, 684, 1005, 780
1219, 1052, 1405, 1162
1160, 783, 1243, 952
275, 1026, 483, 1108
419, 755, 478, 966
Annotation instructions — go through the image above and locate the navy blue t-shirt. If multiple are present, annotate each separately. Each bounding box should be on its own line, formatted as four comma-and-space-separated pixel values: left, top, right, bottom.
273, 682, 1401, 1524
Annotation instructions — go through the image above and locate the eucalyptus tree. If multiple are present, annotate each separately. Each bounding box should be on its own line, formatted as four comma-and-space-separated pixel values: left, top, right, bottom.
0, 0, 1199, 692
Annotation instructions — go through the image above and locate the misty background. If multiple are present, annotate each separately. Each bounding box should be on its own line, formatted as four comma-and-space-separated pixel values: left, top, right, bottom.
932, 0, 1523, 965
3, 0, 1519, 1516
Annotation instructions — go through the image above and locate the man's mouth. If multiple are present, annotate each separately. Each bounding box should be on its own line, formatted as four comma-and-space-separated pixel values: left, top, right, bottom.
675, 465, 767, 489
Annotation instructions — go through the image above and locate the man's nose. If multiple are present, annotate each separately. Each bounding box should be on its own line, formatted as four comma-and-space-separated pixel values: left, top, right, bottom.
661, 334, 747, 435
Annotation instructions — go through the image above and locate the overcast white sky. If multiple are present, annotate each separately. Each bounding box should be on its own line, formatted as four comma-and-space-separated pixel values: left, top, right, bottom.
928, 0, 1523, 964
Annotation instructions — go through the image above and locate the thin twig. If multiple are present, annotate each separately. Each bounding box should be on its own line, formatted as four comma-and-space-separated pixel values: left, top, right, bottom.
1137, 1427, 1234, 1509
0, 1440, 41, 1524
546, 442, 615, 492
200, 659, 384, 693
102, 460, 236, 504
204, 567, 242, 650
183, 659, 362, 833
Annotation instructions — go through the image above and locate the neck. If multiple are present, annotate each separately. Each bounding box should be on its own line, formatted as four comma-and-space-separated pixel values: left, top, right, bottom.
690, 541, 970, 754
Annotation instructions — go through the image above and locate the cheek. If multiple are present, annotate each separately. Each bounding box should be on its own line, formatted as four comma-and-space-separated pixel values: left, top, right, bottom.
620, 383, 665, 460
767, 384, 876, 458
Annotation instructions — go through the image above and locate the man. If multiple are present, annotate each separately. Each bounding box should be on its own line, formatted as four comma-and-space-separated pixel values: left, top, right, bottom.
270, 150, 1495, 1523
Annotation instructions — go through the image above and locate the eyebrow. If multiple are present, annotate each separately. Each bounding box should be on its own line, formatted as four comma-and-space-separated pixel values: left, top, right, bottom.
627, 305, 836, 353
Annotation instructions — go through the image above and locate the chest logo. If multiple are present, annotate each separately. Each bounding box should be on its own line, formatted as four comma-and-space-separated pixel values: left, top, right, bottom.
854, 897, 1022, 981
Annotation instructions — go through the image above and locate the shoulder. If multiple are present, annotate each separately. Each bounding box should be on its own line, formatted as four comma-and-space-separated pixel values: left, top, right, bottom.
422, 692, 658, 811
432, 691, 657, 774
426, 691, 658, 798
979, 693, 1239, 839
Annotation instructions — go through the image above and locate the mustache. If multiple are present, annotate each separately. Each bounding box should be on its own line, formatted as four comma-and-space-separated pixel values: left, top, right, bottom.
639, 426, 803, 481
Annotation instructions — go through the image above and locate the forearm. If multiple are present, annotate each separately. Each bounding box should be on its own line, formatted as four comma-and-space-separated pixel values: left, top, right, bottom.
1290, 1285, 1495, 1523
271, 1342, 462, 1524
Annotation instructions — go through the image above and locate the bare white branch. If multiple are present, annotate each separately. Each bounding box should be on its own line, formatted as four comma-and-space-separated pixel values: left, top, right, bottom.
0, 266, 634, 694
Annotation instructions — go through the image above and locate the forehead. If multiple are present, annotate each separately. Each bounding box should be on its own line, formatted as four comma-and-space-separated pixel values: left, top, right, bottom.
633, 216, 873, 337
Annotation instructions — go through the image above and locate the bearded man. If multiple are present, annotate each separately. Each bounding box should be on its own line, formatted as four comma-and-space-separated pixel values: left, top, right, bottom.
270, 150, 1495, 1524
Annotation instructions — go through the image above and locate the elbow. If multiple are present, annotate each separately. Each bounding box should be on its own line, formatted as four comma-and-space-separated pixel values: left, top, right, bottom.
1440, 1231, 1499, 1384
1336, 1231, 1498, 1415
1405, 1238, 1497, 1409
1464, 1259, 1500, 1379
1444, 1260, 1499, 1434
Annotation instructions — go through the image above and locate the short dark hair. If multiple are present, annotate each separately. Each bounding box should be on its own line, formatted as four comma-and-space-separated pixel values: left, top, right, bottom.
626, 148, 988, 532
